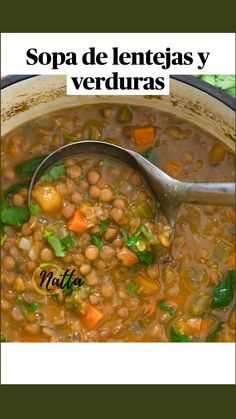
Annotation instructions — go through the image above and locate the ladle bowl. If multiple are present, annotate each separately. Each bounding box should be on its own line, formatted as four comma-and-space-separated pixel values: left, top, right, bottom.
28, 141, 235, 227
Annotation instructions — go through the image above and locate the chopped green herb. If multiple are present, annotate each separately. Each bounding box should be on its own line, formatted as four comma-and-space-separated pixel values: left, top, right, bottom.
142, 148, 154, 160
101, 219, 109, 233
43, 230, 66, 257
43, 231, 75, 258
62, 275, 74, 295
65, 295, 78, 311
16, 296, 41, 321
16, 156, 47, 177
120, 228, 128, 242
25, 302, 41, 312
125, 235, 155, 265
23, 304, 41, 321
61, 234, 76, 252
1, 233, 8, 246
142, 141, 160, 160
125, 235, 140, 249
29, 202, 41, 215
64, 134, 80, 142
212, 269, 235, 308
170, 326, 193, 342
90, 233, 104, 250
1, 206, 29, 227
127, 281, 139, 293
0, 198, 8, 212
41, 165, 65, 182
117, 106, 133, 123
158, 300, 176, 316
139, 225, 156, 244
155, 200, 161, 209
138, 250, 155, 265
16, 295, 24, 305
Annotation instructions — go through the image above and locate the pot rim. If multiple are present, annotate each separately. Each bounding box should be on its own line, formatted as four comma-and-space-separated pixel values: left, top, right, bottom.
1, 74, 235, 111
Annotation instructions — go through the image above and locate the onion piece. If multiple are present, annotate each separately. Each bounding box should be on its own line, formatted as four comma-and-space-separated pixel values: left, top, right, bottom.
29, 247, 37, 261
18, 237, 31, 251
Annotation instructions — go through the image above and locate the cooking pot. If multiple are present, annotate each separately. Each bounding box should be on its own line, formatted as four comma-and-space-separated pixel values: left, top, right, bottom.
1, 75, 235, 152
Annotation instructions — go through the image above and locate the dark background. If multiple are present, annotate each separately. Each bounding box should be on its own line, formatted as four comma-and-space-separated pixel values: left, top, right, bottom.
0, 0, 235, 31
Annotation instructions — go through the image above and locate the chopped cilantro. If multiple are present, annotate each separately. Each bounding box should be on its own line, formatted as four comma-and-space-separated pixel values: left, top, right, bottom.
41, 165, 65, 182
101, 219, 109, 233
29, 202, 41, 215
127, 281, 139, 293
90, 233, 104, 250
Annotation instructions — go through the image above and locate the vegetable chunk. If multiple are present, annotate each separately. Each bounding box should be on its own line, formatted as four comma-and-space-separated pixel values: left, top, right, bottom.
117, 247, 139, 267
81, 304, 104, 329
33, 184, 62, 213
68, 209, 88, 233
134, 126, 155, 146
135, 274, 159, 295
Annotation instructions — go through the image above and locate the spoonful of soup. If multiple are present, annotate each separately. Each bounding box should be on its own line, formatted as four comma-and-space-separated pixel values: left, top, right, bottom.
28, 140, 235, 228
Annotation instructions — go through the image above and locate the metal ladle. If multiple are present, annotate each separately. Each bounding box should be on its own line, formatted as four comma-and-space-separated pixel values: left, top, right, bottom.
28, 141, 235, 227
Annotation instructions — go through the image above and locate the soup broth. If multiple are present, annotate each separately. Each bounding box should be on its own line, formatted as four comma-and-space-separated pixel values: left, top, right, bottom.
1, 104, 235, 342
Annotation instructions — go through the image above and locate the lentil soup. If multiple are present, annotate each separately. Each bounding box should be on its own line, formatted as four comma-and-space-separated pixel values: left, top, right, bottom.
1, 104, 235, 342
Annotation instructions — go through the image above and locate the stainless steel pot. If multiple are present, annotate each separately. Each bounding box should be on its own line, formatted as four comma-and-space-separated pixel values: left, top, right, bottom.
1, 75, 235, 152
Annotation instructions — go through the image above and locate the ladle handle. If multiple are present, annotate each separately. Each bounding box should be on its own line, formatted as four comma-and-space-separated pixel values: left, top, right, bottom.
182, 182, 235, 206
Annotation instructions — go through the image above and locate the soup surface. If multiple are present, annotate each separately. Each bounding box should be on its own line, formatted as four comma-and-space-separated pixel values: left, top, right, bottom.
1, 104, 235, 342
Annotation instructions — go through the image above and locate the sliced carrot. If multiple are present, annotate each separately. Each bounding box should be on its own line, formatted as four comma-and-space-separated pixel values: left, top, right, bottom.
68, 209, 88, 233
135, 274, 159, 296
81, 304, 104, 329
117, 247, 139, 267
164, 161, 181, 177
134, 126, 156, 146
227, 253, 235, 267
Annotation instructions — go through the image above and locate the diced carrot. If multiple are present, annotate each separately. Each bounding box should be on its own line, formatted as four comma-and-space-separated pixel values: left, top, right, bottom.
81, 304, 104, 329
117, 247, 139, 267
134, 126, 156, 146
227, 253, 235, 267
164, 161, 181, 177
135, 274, 159, 295
68, 209, 88, 233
